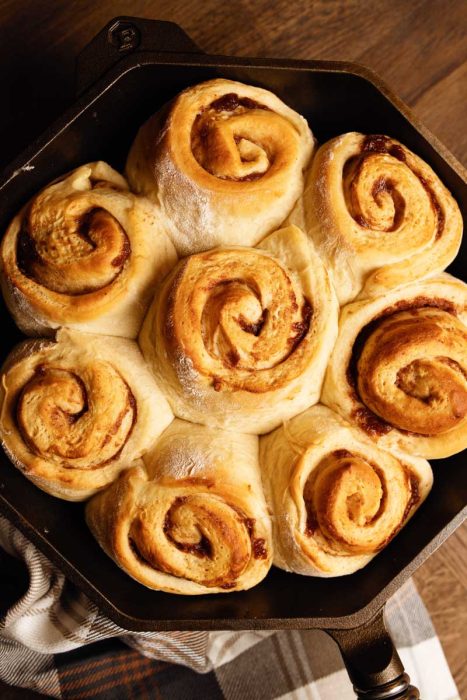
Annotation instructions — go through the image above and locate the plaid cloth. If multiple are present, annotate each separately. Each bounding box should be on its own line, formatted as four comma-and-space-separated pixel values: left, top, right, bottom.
0, 515, 459, 699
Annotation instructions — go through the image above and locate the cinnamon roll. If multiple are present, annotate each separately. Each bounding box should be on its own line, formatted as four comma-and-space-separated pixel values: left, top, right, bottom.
322, 274, 467, 458
126, 79, 314, 255
0, 329, 173, 500
303, 133, 463, 304
260, 405, 432, 576
139, 225, 338, 434
0, 162, 177, 337
86, 420, 272, 594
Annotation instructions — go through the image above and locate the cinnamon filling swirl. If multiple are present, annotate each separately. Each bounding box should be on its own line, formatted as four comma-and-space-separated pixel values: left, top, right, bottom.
191, 92, 300, 182
347, 303, 467, 436
17, 201, 131, 295
303, 451, 415, 556
166, 248, 313, 394
128, 491, 265, 588
342, 134, 445, 240
16, 362, 136, 469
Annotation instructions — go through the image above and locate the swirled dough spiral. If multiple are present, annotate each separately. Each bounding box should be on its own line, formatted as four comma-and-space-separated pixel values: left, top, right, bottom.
260, 405, 432, 576
126, 79, 314, 255
0, 161, 177, 337
139, 225, 338, 434
322, 274, 467, 458
303, 133, 463, 304
0, 329, 173, 500
86, 420, 272, 594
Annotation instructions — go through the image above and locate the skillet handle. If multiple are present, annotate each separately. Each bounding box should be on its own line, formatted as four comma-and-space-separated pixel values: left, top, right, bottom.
326, 607, 420, 699
75, 16, 203, 96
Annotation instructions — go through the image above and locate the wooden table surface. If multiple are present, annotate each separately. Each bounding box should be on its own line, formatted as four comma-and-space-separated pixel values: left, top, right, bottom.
0, 0, 466, 697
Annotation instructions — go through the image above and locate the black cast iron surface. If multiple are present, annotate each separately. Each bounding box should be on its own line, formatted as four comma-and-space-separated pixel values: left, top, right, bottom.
0, 18, 465, 632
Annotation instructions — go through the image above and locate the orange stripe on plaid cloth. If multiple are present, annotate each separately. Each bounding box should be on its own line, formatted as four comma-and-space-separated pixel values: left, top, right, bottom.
58, 649, 159, 679
59, 653, 164, 693
61, 667, 161, 699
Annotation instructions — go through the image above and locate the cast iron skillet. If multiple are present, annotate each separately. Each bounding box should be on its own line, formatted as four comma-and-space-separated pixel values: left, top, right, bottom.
0, 17, 466, 699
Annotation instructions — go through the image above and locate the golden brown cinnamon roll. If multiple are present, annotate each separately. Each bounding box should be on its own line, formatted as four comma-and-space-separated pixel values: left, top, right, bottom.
0, 162, 177, 337
86, 420, 272, 594
139, 225, 338, 434
303, 133, 463, 304
126, 79, 314, 255
0, 329, 173, 500
322, 274, 467, 458
260, 405, 432, 576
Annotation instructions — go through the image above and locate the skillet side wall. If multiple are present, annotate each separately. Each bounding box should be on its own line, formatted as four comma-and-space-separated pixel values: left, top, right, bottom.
0, 53, 465, 630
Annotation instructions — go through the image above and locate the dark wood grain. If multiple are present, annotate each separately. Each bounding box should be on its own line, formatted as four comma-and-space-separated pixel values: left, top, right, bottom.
0, 0, 466, 169
0, 1, 465, 697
